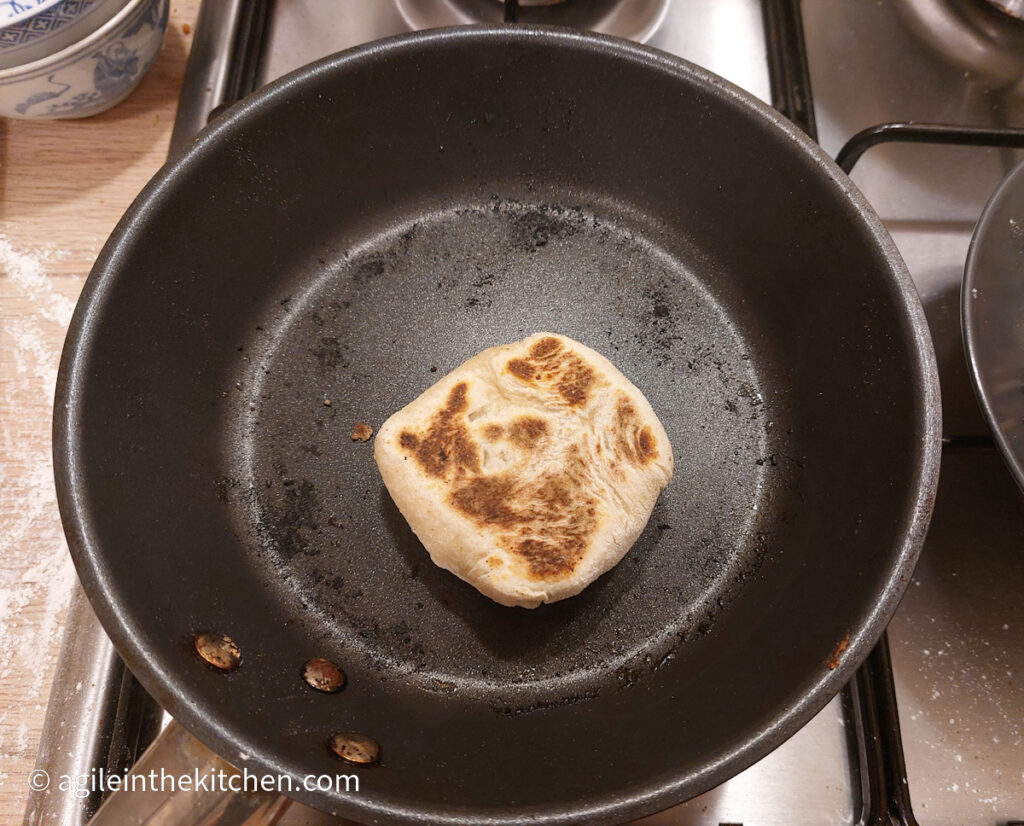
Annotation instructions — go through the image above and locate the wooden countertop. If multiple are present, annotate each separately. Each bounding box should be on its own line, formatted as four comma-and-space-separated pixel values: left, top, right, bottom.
0, 2, 198, 821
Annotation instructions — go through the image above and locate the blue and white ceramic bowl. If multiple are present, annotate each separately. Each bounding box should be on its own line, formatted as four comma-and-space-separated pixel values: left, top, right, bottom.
0, 0, 64, 25
0, 0, 167, 118
0, 0, 130, 71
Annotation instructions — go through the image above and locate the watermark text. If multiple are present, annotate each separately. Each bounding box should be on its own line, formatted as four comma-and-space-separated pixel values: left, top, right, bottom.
28, 767, 359, 798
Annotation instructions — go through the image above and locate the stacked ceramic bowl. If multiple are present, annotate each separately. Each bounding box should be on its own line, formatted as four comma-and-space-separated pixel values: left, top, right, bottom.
0, 0, 169, 118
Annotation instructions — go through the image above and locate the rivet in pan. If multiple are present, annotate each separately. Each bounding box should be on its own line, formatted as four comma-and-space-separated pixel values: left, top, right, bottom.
303, 658, 346, 693
194, 632, 241, 672
328, 732, 380, 766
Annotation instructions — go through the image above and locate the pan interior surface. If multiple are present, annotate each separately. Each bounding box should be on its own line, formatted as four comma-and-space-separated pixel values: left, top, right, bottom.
231, 194, 776, 705
56, 27, 938, 825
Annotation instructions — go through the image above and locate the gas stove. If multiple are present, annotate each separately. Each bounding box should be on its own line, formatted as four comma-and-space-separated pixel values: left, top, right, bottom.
25, 1, 1024, 825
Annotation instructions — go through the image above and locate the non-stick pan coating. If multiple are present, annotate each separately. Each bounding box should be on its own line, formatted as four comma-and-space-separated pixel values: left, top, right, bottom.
54, 27, 940, 825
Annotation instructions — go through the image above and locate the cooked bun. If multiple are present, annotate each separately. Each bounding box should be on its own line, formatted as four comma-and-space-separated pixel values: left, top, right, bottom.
375, 333, 673, 608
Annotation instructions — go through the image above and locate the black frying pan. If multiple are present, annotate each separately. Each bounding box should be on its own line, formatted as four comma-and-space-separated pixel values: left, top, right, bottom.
54, 26, 941, 825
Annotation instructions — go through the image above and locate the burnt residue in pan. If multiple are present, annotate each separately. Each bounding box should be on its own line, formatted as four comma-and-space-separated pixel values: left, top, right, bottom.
218, 197, 797, 713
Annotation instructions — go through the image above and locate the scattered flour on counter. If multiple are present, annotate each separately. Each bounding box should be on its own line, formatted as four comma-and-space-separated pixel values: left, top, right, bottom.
0, 236, 80, 777
15, 722, 28, 753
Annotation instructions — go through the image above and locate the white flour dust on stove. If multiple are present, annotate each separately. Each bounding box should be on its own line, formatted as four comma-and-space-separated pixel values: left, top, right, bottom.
0, 236, 79, 780
893, 605, 1023, 818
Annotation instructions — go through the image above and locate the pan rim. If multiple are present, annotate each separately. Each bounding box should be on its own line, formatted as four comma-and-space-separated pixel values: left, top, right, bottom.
962, 158, 1024, 492
53, 23, 942, 825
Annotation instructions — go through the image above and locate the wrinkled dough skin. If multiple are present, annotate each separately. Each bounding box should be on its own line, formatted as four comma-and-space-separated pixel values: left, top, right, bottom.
374, 333, 674, 608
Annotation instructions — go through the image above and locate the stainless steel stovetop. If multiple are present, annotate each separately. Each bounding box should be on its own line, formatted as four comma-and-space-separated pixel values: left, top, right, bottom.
26, 1, 1024, 825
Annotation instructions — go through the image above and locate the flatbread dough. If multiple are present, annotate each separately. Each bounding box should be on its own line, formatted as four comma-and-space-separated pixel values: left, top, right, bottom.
374, 333, 673, 608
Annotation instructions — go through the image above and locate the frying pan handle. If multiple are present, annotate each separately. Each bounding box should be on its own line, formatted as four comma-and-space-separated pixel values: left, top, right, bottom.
86, 721, 290, 825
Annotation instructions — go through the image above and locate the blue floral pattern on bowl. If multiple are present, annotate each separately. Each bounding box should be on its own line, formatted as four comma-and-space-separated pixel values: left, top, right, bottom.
0, 0, 100, 51
0, 0, 62, 23
0, 0, 127, 73
0, 0, 166, 118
